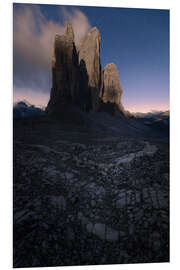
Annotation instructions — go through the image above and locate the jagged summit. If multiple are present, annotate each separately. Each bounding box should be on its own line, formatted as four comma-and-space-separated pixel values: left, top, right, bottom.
78, 26, 100, 47
104, 63, 118, 71
65, 21, 74, 40
88, 26, 100, 37
46, 22, 126, 117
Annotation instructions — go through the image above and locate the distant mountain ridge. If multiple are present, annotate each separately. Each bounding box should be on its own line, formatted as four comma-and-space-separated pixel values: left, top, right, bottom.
133, 110, 169, 119
133, 110, 169, 135
13, 100, 44, 118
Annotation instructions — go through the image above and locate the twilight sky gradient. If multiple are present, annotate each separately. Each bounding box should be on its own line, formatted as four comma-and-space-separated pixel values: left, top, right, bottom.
13, 3, 169, 113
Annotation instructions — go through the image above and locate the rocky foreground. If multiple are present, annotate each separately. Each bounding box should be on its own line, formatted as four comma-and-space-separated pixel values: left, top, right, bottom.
13, 115, 169, 267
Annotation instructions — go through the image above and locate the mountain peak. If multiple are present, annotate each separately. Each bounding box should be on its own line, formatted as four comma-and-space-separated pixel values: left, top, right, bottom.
65, 21, 74, 40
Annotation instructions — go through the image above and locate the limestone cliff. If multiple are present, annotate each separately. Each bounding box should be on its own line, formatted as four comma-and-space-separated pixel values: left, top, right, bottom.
101, 63, 126, 116
46, 22, 80, 115
78, 27, 101, 111
46, 22, 126, 118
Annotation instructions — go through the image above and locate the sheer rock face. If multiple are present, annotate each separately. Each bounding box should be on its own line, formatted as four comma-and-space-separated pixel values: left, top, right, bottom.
46, 22, 80, 114
78, 27, 102, 111
46, 22, 127, 117
101, 63, 126, 116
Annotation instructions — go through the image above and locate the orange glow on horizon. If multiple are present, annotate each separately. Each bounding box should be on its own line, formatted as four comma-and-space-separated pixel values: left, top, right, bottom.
125, 104, 169, 113
13, 90, 50, 108
13, 90, 169, 113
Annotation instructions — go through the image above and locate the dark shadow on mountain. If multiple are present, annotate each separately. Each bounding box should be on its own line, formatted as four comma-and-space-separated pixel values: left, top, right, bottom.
98, 100, 124, 117
75, 59, 92, 112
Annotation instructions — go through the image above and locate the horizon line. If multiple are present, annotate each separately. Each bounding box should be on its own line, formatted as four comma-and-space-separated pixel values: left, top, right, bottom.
13, 97, 169, 114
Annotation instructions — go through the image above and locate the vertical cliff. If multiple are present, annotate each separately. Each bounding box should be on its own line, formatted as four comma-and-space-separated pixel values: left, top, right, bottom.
78, 27, 101, 111
46, 22, 80, 115
46, 22, 126, 118
101, 63, 126, 116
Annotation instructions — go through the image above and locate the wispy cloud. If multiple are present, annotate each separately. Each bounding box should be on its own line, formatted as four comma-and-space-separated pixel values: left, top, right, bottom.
13, 4, 91, 95
61, 7, 91, 45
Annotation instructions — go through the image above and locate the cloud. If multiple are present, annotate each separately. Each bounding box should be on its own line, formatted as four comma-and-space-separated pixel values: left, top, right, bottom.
13, 4, 91, 94
61, 8, 91, 45
13, 86, 49, 108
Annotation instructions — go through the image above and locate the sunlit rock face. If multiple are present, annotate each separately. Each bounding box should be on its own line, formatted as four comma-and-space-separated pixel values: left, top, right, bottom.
65, 21, 75, 41
100, 63, 126, 116
78, 27, 102, 111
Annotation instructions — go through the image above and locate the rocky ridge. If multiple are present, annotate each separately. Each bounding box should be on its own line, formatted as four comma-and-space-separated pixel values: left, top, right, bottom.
46, 22, 126, 117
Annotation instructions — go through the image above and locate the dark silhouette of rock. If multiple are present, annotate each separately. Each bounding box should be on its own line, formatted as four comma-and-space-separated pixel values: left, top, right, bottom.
78, 27, 102, 111
100, 63, 126, 116
46, 22, 80, 115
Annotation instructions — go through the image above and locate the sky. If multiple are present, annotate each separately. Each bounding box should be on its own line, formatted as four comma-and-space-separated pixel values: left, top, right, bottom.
13, 3, 169, 113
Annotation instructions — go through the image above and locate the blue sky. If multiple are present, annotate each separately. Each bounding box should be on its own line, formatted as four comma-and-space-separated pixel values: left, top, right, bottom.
13, 3, 169, 112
